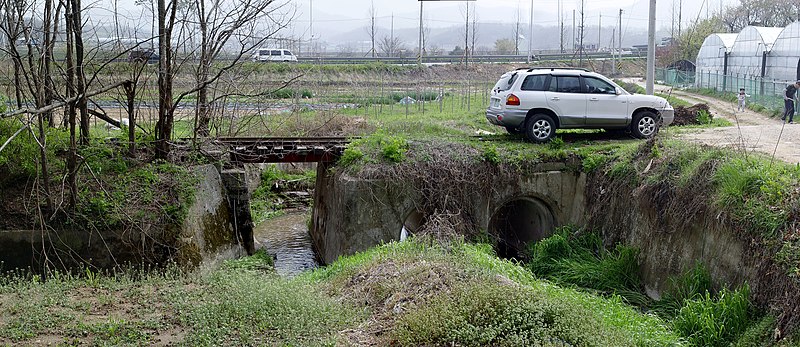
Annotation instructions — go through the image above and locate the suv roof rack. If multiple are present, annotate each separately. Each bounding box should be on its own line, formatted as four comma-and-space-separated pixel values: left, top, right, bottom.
514, 67, 591, 72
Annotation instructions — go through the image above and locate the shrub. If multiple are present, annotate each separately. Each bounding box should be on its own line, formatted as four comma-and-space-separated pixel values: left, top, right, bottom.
526, 227, 647, 305
672, 285, 752, 347
393, 282, 615, 347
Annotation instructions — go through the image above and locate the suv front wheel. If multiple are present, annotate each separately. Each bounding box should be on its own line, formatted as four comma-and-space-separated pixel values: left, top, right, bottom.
525, 114, 557, 143
631, 111, 659, 139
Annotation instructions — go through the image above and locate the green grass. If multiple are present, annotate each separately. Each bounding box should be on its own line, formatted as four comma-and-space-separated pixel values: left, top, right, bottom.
526, 227, 647, 306
305, 239, 683, 346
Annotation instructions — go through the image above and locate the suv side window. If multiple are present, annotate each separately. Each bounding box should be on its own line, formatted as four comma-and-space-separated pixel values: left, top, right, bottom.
583, 76, 617, 94
271, 50, 281, 55
553, 76, 582, 93
521, 75, 549, 91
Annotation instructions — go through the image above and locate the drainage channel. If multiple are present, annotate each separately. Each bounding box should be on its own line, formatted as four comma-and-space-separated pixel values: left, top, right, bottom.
253, 210, 318, 276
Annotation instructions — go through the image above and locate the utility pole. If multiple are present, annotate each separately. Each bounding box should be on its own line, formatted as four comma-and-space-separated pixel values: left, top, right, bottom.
572, 9, 575, 53
579, 0, 585, 65
598, 13, 601, 53
527, 0, 534, 63
418, 1, 423, 64
678, 0, 682, 38
465, 3, 469, 66
618, 9, 622, 75
559, 0, 564, 53
646, 0, 656, 95
309, 0, 313, 56
612, 28, 617, 74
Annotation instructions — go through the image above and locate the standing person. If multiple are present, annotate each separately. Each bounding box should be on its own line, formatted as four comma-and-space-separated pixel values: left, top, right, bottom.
737, 88, 750, 112
782, 81, 800, 124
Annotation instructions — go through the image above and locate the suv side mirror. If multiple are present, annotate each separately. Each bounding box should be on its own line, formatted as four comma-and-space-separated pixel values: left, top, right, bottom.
615, 87, 623, 95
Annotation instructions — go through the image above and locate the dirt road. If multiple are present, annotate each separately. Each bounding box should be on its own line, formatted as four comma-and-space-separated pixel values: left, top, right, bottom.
625, 78, 800, 163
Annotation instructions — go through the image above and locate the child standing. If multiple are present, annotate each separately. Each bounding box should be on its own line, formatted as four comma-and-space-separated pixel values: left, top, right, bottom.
737, 88, 750, 112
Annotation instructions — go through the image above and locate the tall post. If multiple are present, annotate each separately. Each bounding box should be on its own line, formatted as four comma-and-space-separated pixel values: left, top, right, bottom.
391, 13, 394, 56
612, 28, 617, 75
309, 0, 313, 55
646, 0, 656, 95
616, 9, 622, 75
572, 10, 575, 52
527, 0, 534, 63
418, 1, 423, 64
464, 3, 469, 66
598, 13, 601, 53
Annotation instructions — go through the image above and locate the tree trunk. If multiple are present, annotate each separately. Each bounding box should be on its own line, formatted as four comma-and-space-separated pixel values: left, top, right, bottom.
64, 0, 77, 210
155, 0, 176, 160
69, 0, 89, 145
196, 0, 211, 137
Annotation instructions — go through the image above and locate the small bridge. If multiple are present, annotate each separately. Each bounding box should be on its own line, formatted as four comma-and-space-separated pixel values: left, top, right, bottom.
211, 136, 352, 255
215, 137, 350, 163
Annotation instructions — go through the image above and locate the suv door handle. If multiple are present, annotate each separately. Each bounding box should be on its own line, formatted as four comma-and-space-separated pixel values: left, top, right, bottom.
589, 97, 599, 101
550, 97, 560, 101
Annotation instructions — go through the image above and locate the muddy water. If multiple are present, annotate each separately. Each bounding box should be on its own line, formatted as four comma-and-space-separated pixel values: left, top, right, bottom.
253, 210, 318, 277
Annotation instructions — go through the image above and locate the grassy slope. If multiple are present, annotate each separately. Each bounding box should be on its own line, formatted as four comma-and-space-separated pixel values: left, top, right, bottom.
0, 241, 681, 346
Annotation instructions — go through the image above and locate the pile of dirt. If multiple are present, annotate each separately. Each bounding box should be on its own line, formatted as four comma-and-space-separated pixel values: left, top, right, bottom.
672, 103, 712, 126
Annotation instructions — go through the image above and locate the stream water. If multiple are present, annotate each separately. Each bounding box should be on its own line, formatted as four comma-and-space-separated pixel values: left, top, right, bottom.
253, 210, 318, 277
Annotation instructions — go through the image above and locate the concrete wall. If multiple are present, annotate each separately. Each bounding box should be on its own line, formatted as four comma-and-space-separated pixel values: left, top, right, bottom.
312, 158, 763, 301
0, 165, 242, 271
587, 174, 759, 299
311, 160, 589, 265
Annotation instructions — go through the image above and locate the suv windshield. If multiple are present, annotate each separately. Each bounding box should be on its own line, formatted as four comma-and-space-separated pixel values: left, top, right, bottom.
494, 73, 519, 92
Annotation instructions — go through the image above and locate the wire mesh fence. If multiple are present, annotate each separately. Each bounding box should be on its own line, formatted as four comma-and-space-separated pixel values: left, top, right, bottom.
659, 69, 790, 113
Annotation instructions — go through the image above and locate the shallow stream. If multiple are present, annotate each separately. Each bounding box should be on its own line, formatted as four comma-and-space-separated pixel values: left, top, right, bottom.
253, 210, 318, 276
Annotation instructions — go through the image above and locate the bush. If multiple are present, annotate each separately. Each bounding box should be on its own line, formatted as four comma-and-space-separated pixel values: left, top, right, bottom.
393, 282, 617, 347
672, 285, 752, 347
526, 227, 647, 305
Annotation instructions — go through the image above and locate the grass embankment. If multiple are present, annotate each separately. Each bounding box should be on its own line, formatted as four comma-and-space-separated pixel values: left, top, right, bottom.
0, 240, 682, 346
527, 227, 768, 347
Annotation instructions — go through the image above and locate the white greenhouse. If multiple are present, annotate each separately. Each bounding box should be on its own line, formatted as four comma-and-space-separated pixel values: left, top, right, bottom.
696, 22, 800, 100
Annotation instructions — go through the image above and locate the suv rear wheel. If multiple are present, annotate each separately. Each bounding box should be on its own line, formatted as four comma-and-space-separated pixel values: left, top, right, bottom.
525, 114, 557, 143
631, 111, 659, 139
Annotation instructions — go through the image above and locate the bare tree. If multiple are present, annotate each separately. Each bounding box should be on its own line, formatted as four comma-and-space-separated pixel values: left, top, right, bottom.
191, 0, 292, 137
379, 35, 404, 57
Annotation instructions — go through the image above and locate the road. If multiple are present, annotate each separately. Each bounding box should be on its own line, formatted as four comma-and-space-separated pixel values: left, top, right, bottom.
625, 78, 800, 164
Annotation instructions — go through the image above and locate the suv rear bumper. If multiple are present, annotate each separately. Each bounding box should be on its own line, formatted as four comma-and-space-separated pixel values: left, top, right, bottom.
485, 108, 527, 128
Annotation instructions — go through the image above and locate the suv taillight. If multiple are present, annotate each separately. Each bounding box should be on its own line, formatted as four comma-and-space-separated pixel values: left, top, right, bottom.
506, 94, 521, 106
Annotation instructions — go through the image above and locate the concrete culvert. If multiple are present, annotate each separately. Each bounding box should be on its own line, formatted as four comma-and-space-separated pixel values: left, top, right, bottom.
489, 197, 555, 259
400, 210, 425, 241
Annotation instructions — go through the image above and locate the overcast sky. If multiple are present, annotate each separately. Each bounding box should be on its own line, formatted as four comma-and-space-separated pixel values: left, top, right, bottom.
276, 0, 742, 40
91, 0, 742, 46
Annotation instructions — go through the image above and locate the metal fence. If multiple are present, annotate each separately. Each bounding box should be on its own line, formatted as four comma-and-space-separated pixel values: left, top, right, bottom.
655, 68, 695, 88
659, 69, 788, 112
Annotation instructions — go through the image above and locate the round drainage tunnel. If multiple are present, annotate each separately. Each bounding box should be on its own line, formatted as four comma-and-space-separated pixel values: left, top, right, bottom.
400, 210, 425, 241
489, 197, 555, 259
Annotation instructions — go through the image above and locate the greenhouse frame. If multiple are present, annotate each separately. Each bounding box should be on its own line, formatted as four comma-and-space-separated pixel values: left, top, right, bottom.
695, 23, 800, 108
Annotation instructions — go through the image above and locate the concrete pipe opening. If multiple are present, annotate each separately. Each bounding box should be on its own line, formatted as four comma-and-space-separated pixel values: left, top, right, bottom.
400, 210, 425, 241
489, 197, 555, 259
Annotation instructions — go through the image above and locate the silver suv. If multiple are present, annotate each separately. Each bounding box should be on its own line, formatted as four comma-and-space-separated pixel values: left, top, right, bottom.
486, 68, 674, 142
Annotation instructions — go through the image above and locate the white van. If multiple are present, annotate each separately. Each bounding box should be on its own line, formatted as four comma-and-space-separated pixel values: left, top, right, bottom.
251, 48, 298, 62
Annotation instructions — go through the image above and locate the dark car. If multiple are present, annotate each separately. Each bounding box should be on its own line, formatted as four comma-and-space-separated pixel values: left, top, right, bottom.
128, 50, 159, 64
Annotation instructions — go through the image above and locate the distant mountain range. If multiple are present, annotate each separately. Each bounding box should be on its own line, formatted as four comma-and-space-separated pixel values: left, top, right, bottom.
321, 22, 667, 53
